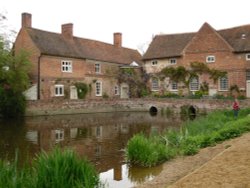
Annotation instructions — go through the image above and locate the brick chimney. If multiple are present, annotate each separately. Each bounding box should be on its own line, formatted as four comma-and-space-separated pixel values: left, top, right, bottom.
22, 13, 32, 28
61, 23, 73, 39
114, 33, 122, 47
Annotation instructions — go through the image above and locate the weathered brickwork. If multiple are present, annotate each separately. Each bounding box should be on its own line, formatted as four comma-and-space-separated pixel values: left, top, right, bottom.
143, 23, 250, 97
26, 98, 250, 116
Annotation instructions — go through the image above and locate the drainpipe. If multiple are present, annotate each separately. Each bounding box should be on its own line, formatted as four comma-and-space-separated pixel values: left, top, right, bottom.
37, 55, 41, 100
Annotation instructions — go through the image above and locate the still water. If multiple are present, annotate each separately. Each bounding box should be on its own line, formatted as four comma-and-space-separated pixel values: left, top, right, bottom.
0, 112, 183, 188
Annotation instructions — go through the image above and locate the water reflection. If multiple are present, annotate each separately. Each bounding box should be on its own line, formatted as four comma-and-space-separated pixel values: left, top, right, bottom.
0, 112, 182, 187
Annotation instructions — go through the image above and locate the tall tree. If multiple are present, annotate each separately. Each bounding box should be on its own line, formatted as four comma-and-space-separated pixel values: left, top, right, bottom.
0, 13, 31, 118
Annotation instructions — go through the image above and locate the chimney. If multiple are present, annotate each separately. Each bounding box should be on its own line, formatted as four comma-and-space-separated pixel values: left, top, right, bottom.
61, 23, 73, 39
114, 32, 122, 47
22, 13, 32, 28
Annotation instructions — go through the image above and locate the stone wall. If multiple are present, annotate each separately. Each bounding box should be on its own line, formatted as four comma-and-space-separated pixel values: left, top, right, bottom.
26, 98, 250, 116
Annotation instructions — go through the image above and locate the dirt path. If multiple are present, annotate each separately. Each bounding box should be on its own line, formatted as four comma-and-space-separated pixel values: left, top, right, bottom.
136, 132, 250, 188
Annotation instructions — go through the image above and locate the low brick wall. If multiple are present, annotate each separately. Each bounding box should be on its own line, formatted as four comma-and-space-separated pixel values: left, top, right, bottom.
26, 98, 250, 116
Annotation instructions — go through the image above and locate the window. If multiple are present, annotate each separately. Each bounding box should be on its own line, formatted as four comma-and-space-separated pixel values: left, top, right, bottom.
55, 85, 64, 96
151, 60, 158, 66
246, 54, 250, 61
170, 59, 177, 65
95, 63, 101, 73
95, 81, 102, 96
61, 60, 72, 72
114, 85, 119, 95
206, 56, 215, 63
219, 76, 228, 91
170, 81, 178, 91
247, 71, 250, 80
151, 78, 159, 91
55, 129, 64, 143
189, 77, 199, 91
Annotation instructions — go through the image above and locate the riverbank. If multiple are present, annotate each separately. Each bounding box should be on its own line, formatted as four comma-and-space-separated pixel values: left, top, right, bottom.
136, 131, 250, 188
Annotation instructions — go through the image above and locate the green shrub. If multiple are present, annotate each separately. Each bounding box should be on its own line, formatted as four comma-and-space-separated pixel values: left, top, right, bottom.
75, 82, 88, 99
33, 148, 99, 188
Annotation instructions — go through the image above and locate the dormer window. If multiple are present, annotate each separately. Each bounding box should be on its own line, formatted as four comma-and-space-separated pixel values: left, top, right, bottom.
151, 60, 158, 66
170, 58, 177, 65
206, 56, 215, 63
246, 54, 250, 61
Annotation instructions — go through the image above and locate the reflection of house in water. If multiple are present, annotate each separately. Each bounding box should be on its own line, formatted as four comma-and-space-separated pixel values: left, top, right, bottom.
24, 112, 182, 180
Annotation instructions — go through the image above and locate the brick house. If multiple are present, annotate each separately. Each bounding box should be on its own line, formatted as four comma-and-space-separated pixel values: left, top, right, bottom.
14, 13, 142, 100
143, 22, 250, 98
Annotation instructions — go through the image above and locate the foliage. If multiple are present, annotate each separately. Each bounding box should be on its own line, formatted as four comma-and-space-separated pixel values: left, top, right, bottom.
0, 148, 101, 188
74, 82, 88, 99
34, 148, 100, 188
230, 84, 240, 95
126, 134, 175, 167
0, 40, 30, 118
126, 108, 250, 167
117, 68, 149, 98
159, 62, 227, 96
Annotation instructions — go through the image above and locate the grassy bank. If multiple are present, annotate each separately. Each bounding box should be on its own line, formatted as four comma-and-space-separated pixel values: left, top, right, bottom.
126, 108, 250, 167
0, 148, 101, 188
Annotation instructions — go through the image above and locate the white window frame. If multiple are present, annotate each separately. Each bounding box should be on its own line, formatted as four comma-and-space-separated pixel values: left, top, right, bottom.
170, 58, 177, 65
95, 63, 101, 73
170, 81, 178, 91
151, 78, 159, 91
206, 55, 215, 63
114, 85, 120, 95
219, 76, 228, 91
151, 60, 158, 66
55, 85, 64, 96
55, 129, 64, 143
61, 60, 72, 72
189, 77, 199, 91
95, 81, 102, 96
246, 54, 250, 61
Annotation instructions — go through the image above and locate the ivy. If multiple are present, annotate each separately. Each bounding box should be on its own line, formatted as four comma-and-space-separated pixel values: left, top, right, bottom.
74, 82, 88, 99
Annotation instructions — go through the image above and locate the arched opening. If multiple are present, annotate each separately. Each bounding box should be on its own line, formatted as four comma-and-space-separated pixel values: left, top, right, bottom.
149, 106, 158, 116
188, 105, 196, 120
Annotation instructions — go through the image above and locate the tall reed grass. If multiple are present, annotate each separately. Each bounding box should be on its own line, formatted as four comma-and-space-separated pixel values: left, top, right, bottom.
126, 108, 250, 167
0, 148, 101, 188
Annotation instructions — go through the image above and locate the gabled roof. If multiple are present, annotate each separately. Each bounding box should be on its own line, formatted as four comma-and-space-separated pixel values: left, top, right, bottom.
143, 33, 195, 60
143, 23, 250, 60
26, 28, 142, 65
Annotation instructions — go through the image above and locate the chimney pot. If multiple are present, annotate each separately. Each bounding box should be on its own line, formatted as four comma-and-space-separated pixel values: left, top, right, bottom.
22, 13, 32, 28
61, 23, 73, 39
114, 33, 122, 47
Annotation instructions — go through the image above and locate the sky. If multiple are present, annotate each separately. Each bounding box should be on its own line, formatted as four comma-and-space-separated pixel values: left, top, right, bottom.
1, 0, 250, 53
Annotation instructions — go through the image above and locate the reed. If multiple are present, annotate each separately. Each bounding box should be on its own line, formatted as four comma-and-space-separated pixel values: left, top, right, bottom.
126, 108, 250, 167
0, 148, 101, 188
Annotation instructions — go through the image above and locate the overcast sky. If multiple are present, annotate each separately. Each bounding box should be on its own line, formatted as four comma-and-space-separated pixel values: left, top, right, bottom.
1, 0, 250, 53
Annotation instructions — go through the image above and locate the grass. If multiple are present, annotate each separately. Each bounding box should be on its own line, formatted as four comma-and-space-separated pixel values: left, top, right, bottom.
0, 148, 101, 188
126, 108, 250, 167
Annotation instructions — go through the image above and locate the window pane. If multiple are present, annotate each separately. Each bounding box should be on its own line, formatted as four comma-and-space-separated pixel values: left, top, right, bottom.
190, 77, 199, 91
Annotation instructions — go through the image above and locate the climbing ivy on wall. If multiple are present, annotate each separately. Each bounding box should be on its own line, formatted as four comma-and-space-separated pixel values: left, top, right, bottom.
74, 82, 88, 99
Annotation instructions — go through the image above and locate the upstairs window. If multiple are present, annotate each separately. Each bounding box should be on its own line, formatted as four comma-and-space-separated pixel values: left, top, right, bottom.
151, 78, 159, 91
206, 55, 215, 63
151, 60, 158, 66
189, 77, 199, 91
61, 60, 72, 72
95, 63, 101, 73
170, 58, 177, 65
246, 54, 250, 61
219, 76, 228, 91
55, 85, 64, 96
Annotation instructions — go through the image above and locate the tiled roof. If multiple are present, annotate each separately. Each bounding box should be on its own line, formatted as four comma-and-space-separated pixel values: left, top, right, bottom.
143, 24, 250, 60
26, 28, 142, 65
143, 33, 195, 60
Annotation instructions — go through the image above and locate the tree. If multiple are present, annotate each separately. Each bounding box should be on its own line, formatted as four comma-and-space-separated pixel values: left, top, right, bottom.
0, 13, 31, 118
